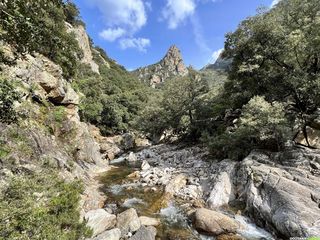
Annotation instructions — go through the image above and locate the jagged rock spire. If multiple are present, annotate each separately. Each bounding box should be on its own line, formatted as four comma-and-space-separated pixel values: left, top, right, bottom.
134, 45, 188, 87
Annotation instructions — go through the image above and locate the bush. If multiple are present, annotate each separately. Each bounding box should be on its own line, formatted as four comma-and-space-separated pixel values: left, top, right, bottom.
0, 171, 92, 240
0, 78, 20, 124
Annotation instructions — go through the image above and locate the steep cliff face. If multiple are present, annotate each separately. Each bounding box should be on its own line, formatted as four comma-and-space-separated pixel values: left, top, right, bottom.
133, 45, 188, 87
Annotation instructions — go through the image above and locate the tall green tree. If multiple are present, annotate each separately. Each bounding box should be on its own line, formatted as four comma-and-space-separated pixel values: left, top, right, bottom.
224, 0, 320, 138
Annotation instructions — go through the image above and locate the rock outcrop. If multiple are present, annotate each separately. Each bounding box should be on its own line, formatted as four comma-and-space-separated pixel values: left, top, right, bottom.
66, 23, 100, 74
133, 45, 188, 87
235, 149, 320, 238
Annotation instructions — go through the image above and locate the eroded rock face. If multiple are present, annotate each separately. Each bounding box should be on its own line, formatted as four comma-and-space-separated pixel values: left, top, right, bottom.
193, 208, 239, 236
235, 149, 320, 238
133, 45, 188, 87
2, 51, 79, 106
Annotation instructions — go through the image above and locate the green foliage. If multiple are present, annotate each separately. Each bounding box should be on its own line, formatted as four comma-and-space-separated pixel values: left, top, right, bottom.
64, 1, 83, 26
53, 106, 67, 123
208, 96, 289, 160
0, 78, 20, 124
74, 49, 150, 135
0, 171, 92, 240
0, 0, 82, 78
137, 69, 209, 139
224, 0, 320, 121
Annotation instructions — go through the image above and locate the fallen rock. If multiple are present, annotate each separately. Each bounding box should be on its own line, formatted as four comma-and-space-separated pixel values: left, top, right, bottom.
141, 160, 151, 171
130, 226, 157, 240
139, 216, 161, 226
116, 208, 141, 236
91, 228, 121, 240
193, 208, 239, 236
85, 209, 117, 237
126, 152, 137, 163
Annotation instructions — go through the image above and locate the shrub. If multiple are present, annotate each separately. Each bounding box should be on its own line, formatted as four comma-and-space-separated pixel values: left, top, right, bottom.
0, 78, 20, 124
0, 171, 92, 240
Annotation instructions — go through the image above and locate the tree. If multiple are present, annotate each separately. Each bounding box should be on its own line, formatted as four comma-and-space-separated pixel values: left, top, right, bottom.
224, 0, 320, 142
208, 96, 289, 160
137, 69, 209, 140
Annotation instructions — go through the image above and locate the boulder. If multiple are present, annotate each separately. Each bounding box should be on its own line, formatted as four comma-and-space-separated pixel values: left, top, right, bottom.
85, 209, 117, 237
217, 234, 245, 240
126, 152, 137, 163
91, 228, 121, 240
207, 160, 237, 209
193, 208, 239, 236
130, 226, 157, 240
139, 216, 161, 226
116, 208, 141, 236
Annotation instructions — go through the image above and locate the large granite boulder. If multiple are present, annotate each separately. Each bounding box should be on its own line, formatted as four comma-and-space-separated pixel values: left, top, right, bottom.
116, 208, 141, 236
193, 208, 239, 236
85, 209, 117, 237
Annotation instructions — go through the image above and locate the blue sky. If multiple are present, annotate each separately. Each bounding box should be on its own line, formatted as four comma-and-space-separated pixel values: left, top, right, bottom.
73, 0, 278, 70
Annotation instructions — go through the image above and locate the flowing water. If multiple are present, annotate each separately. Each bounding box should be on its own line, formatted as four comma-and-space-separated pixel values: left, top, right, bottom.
99, 161, 275, 240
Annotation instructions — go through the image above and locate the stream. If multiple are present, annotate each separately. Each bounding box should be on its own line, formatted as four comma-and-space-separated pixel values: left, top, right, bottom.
99, 154, 275, 240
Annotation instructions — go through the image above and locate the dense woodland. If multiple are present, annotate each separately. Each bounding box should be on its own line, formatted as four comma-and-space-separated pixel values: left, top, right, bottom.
0, 0, 320, 238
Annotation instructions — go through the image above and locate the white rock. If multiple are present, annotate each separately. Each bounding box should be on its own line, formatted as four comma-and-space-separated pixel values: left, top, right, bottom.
85, 209, 117, 237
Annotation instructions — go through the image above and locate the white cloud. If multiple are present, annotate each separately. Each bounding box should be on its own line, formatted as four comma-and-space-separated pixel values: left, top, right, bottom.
89, 0, 147, 33
99, 28, 126, 42
162, 0, 196, 29
119, 38, 151, 52
190, 15, 210, 53
211, 48, 223, 63
270, 0, 280, 7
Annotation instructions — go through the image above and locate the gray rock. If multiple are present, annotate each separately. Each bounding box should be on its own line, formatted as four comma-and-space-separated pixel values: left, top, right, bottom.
207, 160, 237, 209
116, 208, 141, 236
85, 209, 117, 237
130, 226, 157, 240
236, 149, 320, 238
91, 228, 121, 240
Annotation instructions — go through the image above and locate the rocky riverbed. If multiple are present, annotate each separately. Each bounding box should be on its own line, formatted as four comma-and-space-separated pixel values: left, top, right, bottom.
84, 143, 320, 240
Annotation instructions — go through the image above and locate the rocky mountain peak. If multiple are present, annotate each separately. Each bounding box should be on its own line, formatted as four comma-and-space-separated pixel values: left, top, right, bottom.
133, 45, 188, 87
